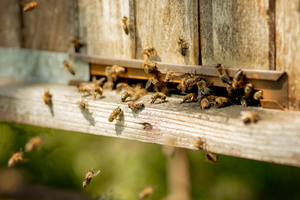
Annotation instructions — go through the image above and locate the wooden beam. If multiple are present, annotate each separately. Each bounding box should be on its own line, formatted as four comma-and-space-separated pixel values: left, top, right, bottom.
0, 79, 300, 167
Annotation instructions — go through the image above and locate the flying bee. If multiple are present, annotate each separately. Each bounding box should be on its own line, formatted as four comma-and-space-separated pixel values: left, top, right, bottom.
103, 81, 114, 91
111, 65, 126, 76
63, 60, 75, 75
232, 69, 244, 90
150, 92, 166, 104
116, 82, 129, 93
8, 150, 24, 168
93, 86, 103, 100
142, 46, 156, 57
128, 101, 145, 111
241, 111, 260, 124
138, 186, 154, 200
145, 73, 159, 89
121, 90, 134, 103
214, 97, 230, 108
215, 64, 231, 84
121, 16, 129, 35
22, 1, 39, 12
182, 93, 197, 103
77, 97, 88, 110
71, 38, 84, 52
83, 169, 100, 188
25, 136, 42, 152
131, 88, 148, 102
194, 137, 205, 150
178, 37, 189, 56
108, 106, 123, 122
206, 153, 218, 163
93, 76, 106, 87
253, 90, 263, 101
141, 61, 157, 73
240, 96, 248, 107
43, 88, 52, 105
200, 98, 211, 109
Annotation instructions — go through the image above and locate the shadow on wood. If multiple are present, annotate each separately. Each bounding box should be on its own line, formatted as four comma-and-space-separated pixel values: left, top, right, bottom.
80, 109, 95, 126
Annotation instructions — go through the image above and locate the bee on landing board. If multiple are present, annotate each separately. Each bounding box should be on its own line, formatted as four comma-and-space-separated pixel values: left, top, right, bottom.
43, 88, 52, 105
178, 37, 189, 56
22, 1, 39, 12
145, 73, 159, 89
150, 92, 166, 104
194, 137, 206, 150
214, 97, 231, 108
25, 136, 42, 152
108, 106, 123, 122
205, 153, 218, 163
200, 98, 212, 109
131, 88, 148, 102
128, 101, 145, 111
121, 16, 129, 35
8, 150, 24, 168
241, 111, 260, 124
182, 93, 197, 103
63, 60, 75, 75
215, 64, 231, 84
116, 82, 129, 93
83, 169, 100, 188
77, 97, 89, 110
93, 86, 103, 100
138, 186, 154, 200
121, 90, 134, 103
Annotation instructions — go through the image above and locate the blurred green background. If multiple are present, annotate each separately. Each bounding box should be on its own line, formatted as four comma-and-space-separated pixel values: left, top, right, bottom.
1, 121, 300, 200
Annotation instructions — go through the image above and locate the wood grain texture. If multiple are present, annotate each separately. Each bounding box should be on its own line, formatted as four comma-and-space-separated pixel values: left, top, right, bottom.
209, 0, 274, 70
276, 0, 300, 110
135, 0, 199, 65
22, 0, 77, 52
78, 0, 135, 58
0, 0, 22, 48
0, 79, 300, 167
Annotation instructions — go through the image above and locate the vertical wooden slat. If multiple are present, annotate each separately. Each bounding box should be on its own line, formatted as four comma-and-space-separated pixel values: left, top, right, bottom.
135, 0, 199, 65
0, 0, 22, 48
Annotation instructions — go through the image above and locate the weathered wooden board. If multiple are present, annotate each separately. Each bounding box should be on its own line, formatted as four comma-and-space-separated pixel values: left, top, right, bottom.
78, 0, 135, 58
1, 79, 300, 167
135, 0, 199, 65
22, 0, 77, 52
276, 0, 300, 110
203, 0, 275, 70
0, 0, 22, 48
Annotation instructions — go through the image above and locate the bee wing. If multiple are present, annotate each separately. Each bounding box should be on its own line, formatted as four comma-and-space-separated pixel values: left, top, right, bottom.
145, 79, 152, 89
93, 170, 100, 177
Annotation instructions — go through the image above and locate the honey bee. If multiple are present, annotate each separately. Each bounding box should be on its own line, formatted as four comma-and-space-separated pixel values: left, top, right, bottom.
23, 1, 39, 12
226, 83, 234, 99
116, 82, 129, 93
121, 90, 134, 103
178, 37, 189, 56
121, 16, 129, 35
93, 76, 106, 87
77, 97, 88, 110
103, 81, 114, 91
150, 92, 166, 104
214, 97, 230, 108
63, 60, 75, 75
8, 150, 24, 168
200, 98, 211, 109
244, 83, 254, 98
142, 46, 156, 57
83, 169, 100, 188
128, 101, 145, 111
253, 90, 263, 101
177, 76, 188, 93
194, 137, 205, 150
138, 186, 154, 200
206, 153, 218, 163
182, 93, 197, 103
94, 86, 103, 100
108, 106, 123, 122
206, 95, 218, 101
134, 83, 144, 90
215, 64, 231, 84
141, 61, 157, 73
240, 96, 248, 107
111, 65, 126, 76
71, 38, 84, 52
43, 88, 52, 105
232, 69, 244, 90
241, 111, 260, 124
145, 73, 159, 89
77, 84, 93, 96
131, 88, 148, 102
197, 80, 213, 96
164, 69, 175, 82
25, 136, 42, 152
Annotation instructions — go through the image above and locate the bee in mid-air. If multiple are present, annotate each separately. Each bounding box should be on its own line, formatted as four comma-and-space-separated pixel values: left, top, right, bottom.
43, 88, 52, 105
142, 46, 156, 57
141, 61, 157, 73
71, 38, 84, 52
77, 97, 88, 110
145, 73, 159, 89
182, 93, 197, 103
108, 106, 123, 122
215, 64, 231, 84
128, 101, 145, 111
200, 98, 212, 109
116, 82, 129, 93
194, 137, 206, 150
8, 150, 24, 168
131, 88, 148, 102
150, 92, 166, 104
94, 86, 103, 100
253, 90, 263, 101
103, 81, 114, 91
241, 111, 260, 124
121, 90, 134, 103
22, 1, 39, 12
121, 16, 129, 35
63, 60, 75, 75
138, 186, 154, 200
214, 97, 230, 108
178, 37, 189, 56
232, 69, 244, 90
206, 153, 218, 163
83, 169, 100, 188
25, 136, 42, 152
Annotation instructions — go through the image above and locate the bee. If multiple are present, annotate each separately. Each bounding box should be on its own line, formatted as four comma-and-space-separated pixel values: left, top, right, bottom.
77, 97, 88, 110
145, 73, 159, 89
93, 76, 106, 87
182, 93, 197, 103
244, 83, 254, 98
43, 88, 52, 105
177, 76, 188, 93
108, 106, 123, 122
77, 84, 93, 96
121, 16, 129, 35
226, 83, 234, 99
23, 1, 39, 12
214, 97, 230, 108
142, 46, 156, 57
83, 169, 100, 188
253, 90, 263, 101
178, 37, 189, 56
8, 150, 24, 168
141, 61, 157, 73
232, 69, 244, 90
71, 38, 84, 52
111, 65, 126, 76
134, 83, 144, 90
205, 153, 218, 163
131, 88, 148, 102
116, 83, 129, 93
138, 186, 154, 200
165, 69, 175, 82
63, 60, 75, 75
206, 95, 217, 101
200, 98, 211, 109
194, 137, 205, 150
103, 81, 114, 91
121, 90, 134, 103
197, 80, 213, 96
241, 111, 260, 124
215, 64, 231, 84
94, 86, 103, 100
240, 96, 248, 107
128, 101, 145, 111
150, 92, 166, 104
25, 136, 42, 152
186, 75, 203, 90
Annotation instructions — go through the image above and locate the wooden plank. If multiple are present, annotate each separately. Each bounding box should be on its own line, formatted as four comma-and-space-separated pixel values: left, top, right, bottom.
276, 0, 300, 110
0, 0, 22, 48
22, 0, 77, 52
135, 0, 199, 65
1, 79, 300, 167
209, 0, 274, 70
78, 0, 135, 58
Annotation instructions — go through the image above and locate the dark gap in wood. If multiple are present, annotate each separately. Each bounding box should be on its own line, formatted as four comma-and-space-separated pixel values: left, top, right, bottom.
18, 0, 25, 48
274, 0, 277, 71
198, 0, 202, 65
74, 0, 80, 53
133, 0, 137, 59
268, 0, 276, 70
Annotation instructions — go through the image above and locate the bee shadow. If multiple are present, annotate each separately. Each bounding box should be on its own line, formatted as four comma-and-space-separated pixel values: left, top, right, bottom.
131, 107, 145, 118
115, 114, 125, 135
152, 100, 169, 105
95, 96, 106, 100
48, 103, 54, 117
80, 109, 95, 126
